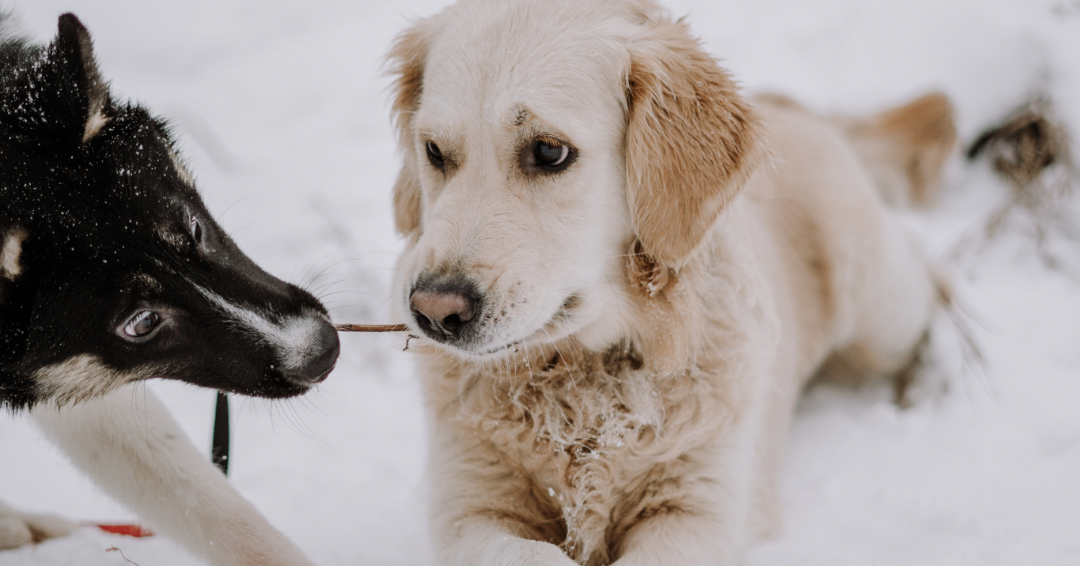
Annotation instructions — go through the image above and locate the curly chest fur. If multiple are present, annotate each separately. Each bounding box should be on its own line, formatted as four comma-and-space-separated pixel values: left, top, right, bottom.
441, 341, 734, 564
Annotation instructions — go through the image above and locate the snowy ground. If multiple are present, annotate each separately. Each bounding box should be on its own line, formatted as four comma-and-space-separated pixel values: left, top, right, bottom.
1, 0, 1078, 565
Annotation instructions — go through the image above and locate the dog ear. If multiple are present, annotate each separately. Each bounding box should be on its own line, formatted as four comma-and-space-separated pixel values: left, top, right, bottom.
624, 16, 763, 274
387, 18, 438, 237
391, 146, 423, 237
3, 14, 111, 147
47, 14, 111, 145
55, 14, 111, 144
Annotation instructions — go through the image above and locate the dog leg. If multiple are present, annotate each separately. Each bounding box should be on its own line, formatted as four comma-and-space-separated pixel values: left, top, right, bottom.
0, 499, 78, 550
610, 513, 738, 566
441, 521, 580, 566
834, 221, 939, 384
431, 495, 581, 566
428, 427, 579, 566
608, 428, 757, 566
31, 384, 314, 566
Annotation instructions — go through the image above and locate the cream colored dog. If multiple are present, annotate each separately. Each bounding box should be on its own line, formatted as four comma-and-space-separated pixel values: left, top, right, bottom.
387, 1, 956, 564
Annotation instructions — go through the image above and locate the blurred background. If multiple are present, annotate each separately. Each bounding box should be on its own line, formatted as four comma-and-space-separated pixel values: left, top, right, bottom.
0, 0, 1077, 564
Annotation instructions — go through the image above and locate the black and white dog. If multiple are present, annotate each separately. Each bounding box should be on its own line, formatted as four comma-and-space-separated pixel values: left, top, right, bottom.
1, 14, 336, 565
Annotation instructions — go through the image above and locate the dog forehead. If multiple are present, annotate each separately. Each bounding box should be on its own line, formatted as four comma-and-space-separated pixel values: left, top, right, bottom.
100, 113, 189, 180
419, 1, 632, 130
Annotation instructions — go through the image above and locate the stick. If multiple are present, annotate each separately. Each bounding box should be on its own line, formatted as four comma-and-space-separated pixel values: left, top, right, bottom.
334, 323, 409, 332
106, 547, 142, 565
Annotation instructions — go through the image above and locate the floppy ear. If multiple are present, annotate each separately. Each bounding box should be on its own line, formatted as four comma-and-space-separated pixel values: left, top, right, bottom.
386, 18, 439, 237
625, 16, 763, 274
391, 144, 423, 237
4, 14, 111, 147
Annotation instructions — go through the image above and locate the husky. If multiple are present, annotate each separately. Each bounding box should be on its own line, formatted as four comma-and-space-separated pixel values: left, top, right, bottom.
0, 14, 335, 565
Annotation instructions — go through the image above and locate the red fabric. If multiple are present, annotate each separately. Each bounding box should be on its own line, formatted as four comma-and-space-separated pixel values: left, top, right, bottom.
95, 524, 154, 537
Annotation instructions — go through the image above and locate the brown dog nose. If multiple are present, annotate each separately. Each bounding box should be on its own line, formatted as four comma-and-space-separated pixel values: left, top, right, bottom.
410, 288, 478, 341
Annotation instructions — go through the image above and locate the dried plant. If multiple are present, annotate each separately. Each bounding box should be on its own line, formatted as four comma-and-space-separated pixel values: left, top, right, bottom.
962, 95, 1080, 270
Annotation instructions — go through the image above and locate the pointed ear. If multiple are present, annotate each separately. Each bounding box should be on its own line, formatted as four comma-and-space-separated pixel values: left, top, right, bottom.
54, 14, 111, 144
8, 13, 113, 147
4, 14, 110, 146
386, 17, 439, 237
624, 15, 763, 273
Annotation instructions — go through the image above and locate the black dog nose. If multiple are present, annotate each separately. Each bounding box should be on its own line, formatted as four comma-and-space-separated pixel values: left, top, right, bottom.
290, 322, 340, 384
410, 288, 478, 341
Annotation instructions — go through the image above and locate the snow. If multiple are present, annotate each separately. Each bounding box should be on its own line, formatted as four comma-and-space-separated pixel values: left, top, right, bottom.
1, 0, 1078, 565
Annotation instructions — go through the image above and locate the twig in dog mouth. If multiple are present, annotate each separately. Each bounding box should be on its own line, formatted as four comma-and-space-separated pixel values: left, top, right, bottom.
334, 323, 409, 332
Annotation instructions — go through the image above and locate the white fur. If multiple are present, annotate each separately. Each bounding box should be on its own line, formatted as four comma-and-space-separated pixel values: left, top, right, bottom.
81, 109, 110, 144
275, 316, 330, 370
1, 227, 27, 279
395, 28, 634, 357
198, 286, 328, 371
31, 354, 142, 407
389, 1, 948, 565
31, 383, 314, 566
0, 500, 76, 551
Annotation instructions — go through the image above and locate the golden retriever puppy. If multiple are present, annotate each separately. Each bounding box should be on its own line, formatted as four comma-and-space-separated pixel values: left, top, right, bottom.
387, 0, 956, 564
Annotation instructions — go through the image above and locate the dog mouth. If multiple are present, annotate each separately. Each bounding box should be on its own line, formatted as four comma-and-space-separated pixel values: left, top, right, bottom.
478, 339, 524, 356
428, 293, 582, 358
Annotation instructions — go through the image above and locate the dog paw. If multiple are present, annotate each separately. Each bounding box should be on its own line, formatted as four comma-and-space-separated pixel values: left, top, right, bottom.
0, 510, 79, 550
487, 537, 579, 566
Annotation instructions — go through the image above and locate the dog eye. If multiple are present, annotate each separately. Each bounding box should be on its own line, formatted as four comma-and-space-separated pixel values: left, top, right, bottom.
122, 311, 162, 338
426, 141, 445, 170
190, 215, 203, 244
534, 139, 569, 167
523, 137, 575, 174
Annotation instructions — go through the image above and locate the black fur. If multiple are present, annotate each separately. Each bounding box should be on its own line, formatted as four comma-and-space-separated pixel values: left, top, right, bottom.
0, 14, 339, 408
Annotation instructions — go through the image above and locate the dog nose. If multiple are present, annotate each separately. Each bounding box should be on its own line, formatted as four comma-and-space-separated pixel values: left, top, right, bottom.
289, 322, 340, 384
410, 288, 478, 341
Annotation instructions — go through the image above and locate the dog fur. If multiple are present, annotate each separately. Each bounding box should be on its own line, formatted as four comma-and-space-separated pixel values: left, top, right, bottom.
387, 1, 956, 564
0, 15, 335, 565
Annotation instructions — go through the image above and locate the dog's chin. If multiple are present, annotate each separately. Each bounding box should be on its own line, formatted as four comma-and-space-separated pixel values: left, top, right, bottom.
417, 333, 527, 362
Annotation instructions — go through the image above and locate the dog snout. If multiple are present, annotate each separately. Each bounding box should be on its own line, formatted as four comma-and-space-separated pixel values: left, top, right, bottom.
286, 321, 340, 384
410, 279, 480, 342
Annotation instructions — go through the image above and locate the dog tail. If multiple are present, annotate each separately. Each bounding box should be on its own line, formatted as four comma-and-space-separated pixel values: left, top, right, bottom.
838, 92, 958, 207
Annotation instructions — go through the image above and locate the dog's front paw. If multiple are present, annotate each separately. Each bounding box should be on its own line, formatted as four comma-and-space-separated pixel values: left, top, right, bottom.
486, 537, 579, 566
0, 508, 78, 550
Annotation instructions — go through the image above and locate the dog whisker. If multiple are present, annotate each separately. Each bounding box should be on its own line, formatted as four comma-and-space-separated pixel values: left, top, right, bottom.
213, 195, 255, 226
538, 326, 576, 386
